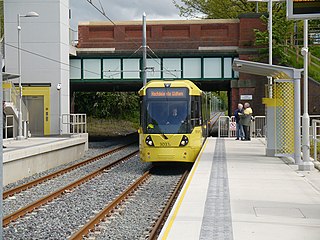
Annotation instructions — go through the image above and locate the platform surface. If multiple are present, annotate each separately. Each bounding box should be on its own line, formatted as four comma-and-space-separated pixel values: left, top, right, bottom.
158, 137, 320, 240
2, 135, 88, 185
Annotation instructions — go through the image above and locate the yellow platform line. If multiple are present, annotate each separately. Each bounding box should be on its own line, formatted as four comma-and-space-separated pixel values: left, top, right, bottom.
161, 139, 209, 240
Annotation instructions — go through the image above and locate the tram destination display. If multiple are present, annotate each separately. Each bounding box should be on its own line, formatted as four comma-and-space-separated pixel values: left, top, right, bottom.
146, 88, 188, 98
287, 0, 320, 19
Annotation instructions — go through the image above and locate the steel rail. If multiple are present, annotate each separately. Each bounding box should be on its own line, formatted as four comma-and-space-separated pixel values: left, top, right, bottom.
68, 171, 151, 240
3, 141, 137, 199
3, 150, 139, 227
148, 169, 189, 240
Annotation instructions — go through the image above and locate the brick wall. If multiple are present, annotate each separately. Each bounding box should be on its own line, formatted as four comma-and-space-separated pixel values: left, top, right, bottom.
77, 20, 240, 50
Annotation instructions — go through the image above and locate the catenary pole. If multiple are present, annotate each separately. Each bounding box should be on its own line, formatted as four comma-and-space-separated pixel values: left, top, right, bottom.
268, 0, 272, 97
142, 12, 147, 87
300, 19, 314, 170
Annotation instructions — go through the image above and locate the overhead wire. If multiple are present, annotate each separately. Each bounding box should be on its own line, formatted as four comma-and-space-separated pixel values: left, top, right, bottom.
4, 42, 141, 79
4, 1, 180, 82
84, 0, 178, 78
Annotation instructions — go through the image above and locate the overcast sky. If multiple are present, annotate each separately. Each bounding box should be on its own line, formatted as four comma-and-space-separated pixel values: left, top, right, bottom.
70, 0, 185, 30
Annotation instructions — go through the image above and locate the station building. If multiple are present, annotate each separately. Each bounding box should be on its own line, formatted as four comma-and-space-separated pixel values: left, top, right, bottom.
4, 0, 70, 137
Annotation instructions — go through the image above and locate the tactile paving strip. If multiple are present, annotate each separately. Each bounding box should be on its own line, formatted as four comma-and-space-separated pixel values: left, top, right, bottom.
199, 138, 233, 240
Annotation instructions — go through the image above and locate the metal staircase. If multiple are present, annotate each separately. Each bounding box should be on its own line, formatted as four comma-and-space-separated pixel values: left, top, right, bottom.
3, 81, 29, 139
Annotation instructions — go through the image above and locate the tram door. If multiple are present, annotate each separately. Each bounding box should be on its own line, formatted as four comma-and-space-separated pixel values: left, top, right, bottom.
24, 96, 44, 136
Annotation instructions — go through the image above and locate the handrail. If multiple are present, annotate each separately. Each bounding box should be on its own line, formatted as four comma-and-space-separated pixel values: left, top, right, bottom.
286, 47, 320, 70
3, 80, 29, 122
312, 119, 320, 162
62, 114, 87, 134
218, 116, 266, 139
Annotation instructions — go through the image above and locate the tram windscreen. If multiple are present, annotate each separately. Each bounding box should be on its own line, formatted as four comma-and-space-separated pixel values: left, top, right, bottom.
144, 87, 190, 134
145, 101, 189, 134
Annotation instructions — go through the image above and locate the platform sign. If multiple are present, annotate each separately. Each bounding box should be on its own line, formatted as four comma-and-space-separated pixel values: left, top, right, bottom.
287, 0, 320, 19
240, 95, 253, 100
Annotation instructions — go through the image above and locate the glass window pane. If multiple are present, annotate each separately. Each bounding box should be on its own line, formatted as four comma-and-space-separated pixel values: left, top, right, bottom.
123, 59, 140, 79
233, 57, 239, 78
83, 59, 101, 79
163, 58, 181, 78
147, 58, 161, 79
70, 59, 81, 79
224, 58, 232, 78
204, 58, 221, 78
103, 59, 121, 79
183, 58, 201, 78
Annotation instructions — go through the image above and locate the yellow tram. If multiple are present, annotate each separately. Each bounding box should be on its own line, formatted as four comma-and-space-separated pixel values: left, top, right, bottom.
138, 80, 208, 163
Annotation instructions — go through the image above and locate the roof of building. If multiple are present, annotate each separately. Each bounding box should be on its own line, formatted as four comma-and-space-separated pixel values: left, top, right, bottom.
79, 19, 239, 26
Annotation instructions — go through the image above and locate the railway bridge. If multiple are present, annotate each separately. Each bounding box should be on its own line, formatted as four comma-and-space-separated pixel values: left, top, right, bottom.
70, 13, 267, 115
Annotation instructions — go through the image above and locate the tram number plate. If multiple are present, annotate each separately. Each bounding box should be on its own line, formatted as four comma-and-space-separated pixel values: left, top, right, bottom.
160, 142, 171, 147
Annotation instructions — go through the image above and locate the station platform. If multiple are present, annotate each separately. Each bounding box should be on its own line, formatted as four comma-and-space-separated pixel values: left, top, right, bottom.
158, 137, 320, 240
2, 134, 88, 185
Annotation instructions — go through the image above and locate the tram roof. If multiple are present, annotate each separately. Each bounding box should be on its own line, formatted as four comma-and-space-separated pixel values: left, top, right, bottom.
138, 80, 202, 96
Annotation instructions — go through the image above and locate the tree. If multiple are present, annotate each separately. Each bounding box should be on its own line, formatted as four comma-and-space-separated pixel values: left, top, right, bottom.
74, 92, 139, 119
174, 0, 257, 19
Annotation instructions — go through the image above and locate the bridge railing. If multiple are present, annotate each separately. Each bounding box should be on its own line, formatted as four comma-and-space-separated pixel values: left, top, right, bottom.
218, 116, 266, 138
312, 119, 320, 162
62, 114, 87, 134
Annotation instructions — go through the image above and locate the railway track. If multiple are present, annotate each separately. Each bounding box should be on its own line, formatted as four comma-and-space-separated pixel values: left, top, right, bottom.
147, 169, 189, 239
69, 167, 190, 240
4, 142, 136, 199
3, 150, 139, 227
69, 171, 152, 239
3, 151, 149, 239
209, 112, 224, 136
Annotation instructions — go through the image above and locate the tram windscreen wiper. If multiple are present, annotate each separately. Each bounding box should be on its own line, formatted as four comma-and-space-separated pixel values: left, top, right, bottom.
162, 133, 168, 139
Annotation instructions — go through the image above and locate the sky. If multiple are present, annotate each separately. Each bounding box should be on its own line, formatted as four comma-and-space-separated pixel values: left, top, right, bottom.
69, 0, 185, 30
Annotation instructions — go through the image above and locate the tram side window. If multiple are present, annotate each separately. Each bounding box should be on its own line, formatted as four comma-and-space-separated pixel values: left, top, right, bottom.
191, 97, 201, 127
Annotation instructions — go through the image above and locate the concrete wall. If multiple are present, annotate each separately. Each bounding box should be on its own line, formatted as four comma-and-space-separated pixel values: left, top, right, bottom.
4, 0, 70, 135
3, 134, 88, 185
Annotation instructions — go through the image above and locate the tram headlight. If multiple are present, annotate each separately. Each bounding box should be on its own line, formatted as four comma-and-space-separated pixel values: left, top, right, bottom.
179, 135, 189, 146
145, 135, 154, 146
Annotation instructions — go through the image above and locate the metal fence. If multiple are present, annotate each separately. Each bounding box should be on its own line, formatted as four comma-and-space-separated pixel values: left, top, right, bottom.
218, 116, 266, 138
312, 119, 320, 161
62, 114, 87, 134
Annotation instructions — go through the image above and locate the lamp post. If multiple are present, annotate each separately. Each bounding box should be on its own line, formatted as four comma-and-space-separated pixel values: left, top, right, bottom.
17, 11, 39, 140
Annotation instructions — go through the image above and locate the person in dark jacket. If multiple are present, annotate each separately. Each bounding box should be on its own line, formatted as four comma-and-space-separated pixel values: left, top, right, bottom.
234, 103, 244, 140
239, 102, 253, 141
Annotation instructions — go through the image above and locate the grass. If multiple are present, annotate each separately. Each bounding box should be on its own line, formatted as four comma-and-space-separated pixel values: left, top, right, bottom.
87, 117, 139, 137
286, 47, 320, 82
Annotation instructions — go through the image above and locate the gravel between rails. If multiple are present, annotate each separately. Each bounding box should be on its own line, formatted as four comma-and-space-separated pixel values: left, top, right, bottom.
4, 156, 151, 240
94, 168, 185, 240
3, 145, 138, 216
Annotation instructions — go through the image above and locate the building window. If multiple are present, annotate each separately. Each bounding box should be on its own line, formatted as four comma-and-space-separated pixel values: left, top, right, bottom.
204, 58, 221, 78
103, 59, 121, 79
183, 58, 201, 78
83, 59, 101, 79
123, 59, 140, 79
163, 58, 181, 79
224, 58, 232, 78
147, 58, 161, 79
233, 57, 239, 78
70, 59, 81, 79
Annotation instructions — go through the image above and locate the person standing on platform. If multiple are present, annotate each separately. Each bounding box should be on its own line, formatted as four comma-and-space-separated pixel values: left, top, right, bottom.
234, 103, 244, 140
240, 102, 253, 141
